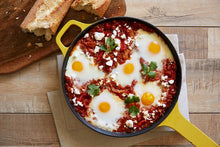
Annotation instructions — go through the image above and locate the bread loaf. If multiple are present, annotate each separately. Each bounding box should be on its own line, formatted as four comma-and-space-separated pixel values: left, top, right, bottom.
20, 0, 73, 41
71, 0, 111, 17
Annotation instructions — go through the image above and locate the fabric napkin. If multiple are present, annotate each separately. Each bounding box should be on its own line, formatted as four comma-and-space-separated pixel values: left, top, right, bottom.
47, 34, 189, 147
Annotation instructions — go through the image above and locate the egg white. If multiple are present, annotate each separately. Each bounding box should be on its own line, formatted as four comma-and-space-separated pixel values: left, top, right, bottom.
65, 46, 105, 85
111, 52, 142, 87
134, 81, 162, 107
135, 29, 173, 70
85, 90, 125, 131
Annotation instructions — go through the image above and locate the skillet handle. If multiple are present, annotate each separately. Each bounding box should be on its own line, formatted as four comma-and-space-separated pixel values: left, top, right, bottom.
159, 104, 219, 147
56, 20, 91, 58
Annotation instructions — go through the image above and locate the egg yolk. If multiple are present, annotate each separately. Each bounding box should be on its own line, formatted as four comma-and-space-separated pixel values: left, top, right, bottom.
148, 41, 161, 54
72, 61, 83, 72
99, 102, 110, 113
123, 63, 134, 74
141, 92, 155, 105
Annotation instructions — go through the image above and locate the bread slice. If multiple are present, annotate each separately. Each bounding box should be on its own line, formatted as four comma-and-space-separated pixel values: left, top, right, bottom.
71, 0, 111, 17
20, 0, 73, 41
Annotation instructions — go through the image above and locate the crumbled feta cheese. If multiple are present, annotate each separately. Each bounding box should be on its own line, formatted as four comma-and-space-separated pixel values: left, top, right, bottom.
125, 120, 133, 128
72, 98, 76, 104
115, 27, 120, 32
162, 104, 166, 108
125, 37, 132, 45
143, 111, 150, 119
161, 75, 168, 81
114, 38, 121, 47
113, 52, 118, 56
105, 37, 108, 43
77, 101, 83, 107
115, 47, 120, 51
146, 117, 152, 120
152, 112, 155, 116
121, 34, 126, 39
94, 32, 105, 40
122, 93, 126, 97
168, 80, 174, 84
113, 30, 117, 36
150, 121, 154, 123
157, 102, 163, 107
106, 60, 113, 66
15, 17, 19, 20
111, 34, 116, 39
113, 58, 117, 62
105, 56, 111, 60
70, 88, 74, 94
162, 92, 167, 97
94, 46, 100, 53
162, 82, 169, 87
128, 93, 134, 97
74, 88, 80, 95
110, 73, 116, 79
99, 65, 104, 70
84, 33, 89, 38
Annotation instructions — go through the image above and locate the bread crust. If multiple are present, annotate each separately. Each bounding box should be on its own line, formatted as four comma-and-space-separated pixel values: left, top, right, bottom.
71, 0, 111, 17
20, 0, 73, 41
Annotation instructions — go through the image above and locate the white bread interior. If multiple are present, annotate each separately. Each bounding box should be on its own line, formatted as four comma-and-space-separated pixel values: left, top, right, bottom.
21, 0, 73, 41
71, 0, 111, 17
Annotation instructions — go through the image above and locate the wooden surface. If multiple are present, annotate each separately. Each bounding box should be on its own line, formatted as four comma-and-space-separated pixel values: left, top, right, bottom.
0, 0, 126, 74
0, 0, 219, 146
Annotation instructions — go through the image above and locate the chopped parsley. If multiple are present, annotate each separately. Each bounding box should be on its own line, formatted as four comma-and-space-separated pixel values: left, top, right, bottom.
87, 84, 99, 96
142, 61, 157, 78
100, 37, 118, 52
129, 106, 139, 116
125, 95, 140, 104
125, 95, 140, 116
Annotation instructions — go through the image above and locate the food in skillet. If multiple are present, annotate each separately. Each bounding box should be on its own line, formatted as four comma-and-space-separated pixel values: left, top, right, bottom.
64, 20, 177, 132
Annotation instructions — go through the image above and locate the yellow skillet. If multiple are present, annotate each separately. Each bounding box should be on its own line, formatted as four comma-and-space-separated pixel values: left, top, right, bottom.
56, 20, 219, 147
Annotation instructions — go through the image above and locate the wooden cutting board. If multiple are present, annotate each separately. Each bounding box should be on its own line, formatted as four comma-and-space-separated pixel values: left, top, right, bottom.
0, 0, 126, 74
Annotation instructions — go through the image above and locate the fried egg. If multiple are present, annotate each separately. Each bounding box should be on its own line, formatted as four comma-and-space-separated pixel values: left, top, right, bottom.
111, 52, 142, 86
85, 90, 125, 131
134, 81, 162, 107
65, 46, 105, 85
135, 29, 173, 70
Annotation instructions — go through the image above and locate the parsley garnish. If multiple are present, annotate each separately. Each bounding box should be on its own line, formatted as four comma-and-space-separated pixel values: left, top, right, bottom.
100, 37, 118, 52
142, 61, 157, 78
125, 95, 140, 104
87, 84, 99, 96
129, 106, 139, 116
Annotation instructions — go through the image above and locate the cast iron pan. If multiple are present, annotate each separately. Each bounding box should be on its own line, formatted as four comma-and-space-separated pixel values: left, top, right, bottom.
56, 17, 218, 146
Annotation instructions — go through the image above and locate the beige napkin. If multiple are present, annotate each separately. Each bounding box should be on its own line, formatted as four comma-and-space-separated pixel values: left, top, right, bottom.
47, 34, 189, 147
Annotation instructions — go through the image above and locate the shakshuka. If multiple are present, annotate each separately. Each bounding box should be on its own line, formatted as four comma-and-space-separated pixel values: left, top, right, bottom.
64, 20, 177, 132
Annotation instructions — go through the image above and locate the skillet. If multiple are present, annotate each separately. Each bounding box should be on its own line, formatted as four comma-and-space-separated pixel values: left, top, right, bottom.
56, 17, 219, 147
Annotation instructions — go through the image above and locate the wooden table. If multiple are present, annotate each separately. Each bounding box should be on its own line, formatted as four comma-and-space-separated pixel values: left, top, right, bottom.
0, 0, 219, 146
